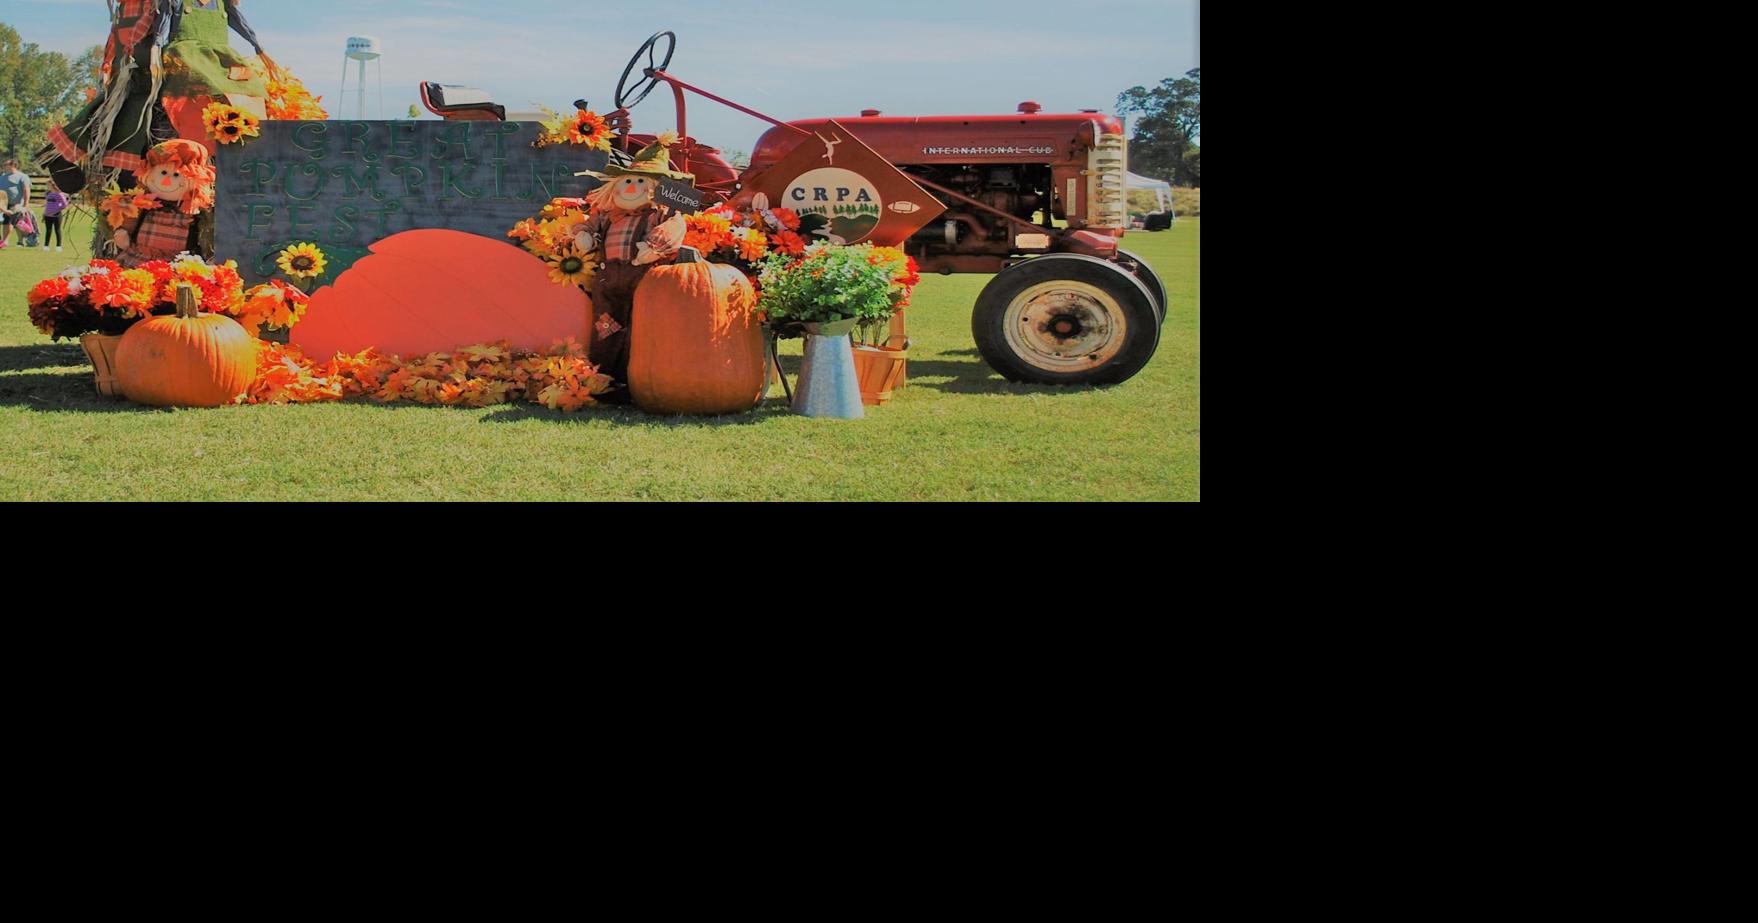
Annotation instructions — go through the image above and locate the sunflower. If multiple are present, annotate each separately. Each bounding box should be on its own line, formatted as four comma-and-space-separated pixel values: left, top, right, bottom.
547, 252, 597, 287
566, 110, 612, 150
203, 102, 250, 140
202, 102, 232, 134
277, 243, 328, 280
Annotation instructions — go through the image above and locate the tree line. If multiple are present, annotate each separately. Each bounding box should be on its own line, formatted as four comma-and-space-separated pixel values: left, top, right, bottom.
1118, 68, 1200, 188
0, 23, 101, 167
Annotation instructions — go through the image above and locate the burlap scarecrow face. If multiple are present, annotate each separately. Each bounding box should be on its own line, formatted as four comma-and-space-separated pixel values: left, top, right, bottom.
609, 174, 659, 211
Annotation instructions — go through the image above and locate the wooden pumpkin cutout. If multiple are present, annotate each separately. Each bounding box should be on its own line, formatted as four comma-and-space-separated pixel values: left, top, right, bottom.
290, 229, 591, 361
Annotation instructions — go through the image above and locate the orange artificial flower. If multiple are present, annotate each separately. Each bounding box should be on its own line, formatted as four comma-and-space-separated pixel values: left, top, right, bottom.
566, 109, 613, 151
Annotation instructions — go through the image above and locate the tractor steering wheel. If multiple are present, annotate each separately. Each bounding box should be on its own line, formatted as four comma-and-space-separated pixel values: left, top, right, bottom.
615, 32, 677, 110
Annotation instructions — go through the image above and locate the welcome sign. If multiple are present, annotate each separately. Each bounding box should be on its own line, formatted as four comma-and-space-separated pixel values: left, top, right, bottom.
214, 121, 612, 285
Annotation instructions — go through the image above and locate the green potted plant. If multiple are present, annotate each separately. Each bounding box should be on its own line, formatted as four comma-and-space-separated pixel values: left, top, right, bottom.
758, 243, 917, 417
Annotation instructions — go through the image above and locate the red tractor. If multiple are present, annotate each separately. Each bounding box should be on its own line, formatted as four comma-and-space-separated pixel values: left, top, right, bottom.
424, 32, 1166, 386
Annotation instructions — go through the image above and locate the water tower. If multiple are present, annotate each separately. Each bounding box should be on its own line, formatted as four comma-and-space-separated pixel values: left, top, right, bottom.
339, 36, 384, 119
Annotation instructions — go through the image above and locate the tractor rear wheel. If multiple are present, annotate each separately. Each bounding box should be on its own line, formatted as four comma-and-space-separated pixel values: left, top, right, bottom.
972, 254, 1161, 386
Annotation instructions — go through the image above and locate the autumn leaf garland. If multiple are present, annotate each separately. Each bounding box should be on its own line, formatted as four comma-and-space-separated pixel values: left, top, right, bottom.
239, 338, 613, 411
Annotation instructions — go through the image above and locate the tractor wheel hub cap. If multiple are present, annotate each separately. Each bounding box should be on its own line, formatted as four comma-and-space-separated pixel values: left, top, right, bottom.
1003, 281, 1127, 373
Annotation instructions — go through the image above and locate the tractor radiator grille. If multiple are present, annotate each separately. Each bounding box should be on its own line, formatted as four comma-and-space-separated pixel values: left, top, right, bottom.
1088, 133, 1128, 230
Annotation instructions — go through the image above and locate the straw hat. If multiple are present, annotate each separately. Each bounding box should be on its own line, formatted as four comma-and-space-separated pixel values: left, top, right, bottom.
581, 132, 694, 182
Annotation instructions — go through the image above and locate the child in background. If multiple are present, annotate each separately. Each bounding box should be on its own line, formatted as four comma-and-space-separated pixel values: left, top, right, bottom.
0, 189, 8, 250
15, 208, 39, 248
42, 189, 68, 252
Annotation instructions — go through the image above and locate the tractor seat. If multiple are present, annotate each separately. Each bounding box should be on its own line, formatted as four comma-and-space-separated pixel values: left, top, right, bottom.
420, 83, 506, 121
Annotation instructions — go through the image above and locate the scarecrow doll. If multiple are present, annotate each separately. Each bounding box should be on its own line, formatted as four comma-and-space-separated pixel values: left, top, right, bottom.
39, 1, 275, 195
575, 134, 690, 398
40, 1, 166, 195
111, 140, 216, 267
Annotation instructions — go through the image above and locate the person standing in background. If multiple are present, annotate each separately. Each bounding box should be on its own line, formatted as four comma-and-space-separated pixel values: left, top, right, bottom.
42, 188, 69, 252
0, 158, 31, 250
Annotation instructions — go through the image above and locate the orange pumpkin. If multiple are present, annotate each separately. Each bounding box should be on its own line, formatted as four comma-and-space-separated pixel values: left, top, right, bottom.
292, 229, 591, 360
628, 261, 765, 415
116, 286, 258, 408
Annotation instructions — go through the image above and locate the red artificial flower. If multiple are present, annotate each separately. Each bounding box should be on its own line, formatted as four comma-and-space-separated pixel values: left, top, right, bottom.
770, 230, 807, 256
28, 277, 70, 307
28, 297, 67, 335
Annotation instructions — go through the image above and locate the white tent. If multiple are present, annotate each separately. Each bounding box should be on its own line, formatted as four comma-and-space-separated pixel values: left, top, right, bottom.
1126, 172, 1175, 216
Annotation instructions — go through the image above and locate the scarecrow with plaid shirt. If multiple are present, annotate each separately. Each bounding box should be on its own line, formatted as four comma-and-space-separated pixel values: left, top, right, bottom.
39, 1, 275, 197
574, 134, 690, 400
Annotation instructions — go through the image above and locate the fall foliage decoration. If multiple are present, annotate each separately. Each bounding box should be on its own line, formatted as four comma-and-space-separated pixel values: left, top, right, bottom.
239, 338, 612, 412
98, 182, 162, 229
534, 106, 615, 152
237, 279, 311, 336
253, 59, 329, 120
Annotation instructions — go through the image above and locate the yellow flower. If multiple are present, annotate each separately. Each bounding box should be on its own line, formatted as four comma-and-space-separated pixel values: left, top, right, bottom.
203, 102, 259, 143
277, 243, 328, 280
547, 252, 597, 287
202, 102, 232, 132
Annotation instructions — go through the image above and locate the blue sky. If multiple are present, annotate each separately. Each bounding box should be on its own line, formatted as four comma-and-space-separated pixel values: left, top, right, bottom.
7, 0, 1199, 153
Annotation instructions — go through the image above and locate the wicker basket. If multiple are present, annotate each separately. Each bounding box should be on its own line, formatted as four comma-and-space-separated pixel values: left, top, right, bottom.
852, 343, 908, 405
852, 311, 909, 406
79, 333, 125, 398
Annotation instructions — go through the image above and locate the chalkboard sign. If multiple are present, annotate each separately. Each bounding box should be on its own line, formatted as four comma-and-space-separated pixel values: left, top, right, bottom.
214, 121, 612, 286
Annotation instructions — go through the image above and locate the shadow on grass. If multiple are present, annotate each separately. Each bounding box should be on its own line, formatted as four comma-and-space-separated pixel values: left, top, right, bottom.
903, 359, 1105, 396
0, 370, 152, 413
295, 386, 788, 427
0, 343, 87, 374
478, 402, 786, 428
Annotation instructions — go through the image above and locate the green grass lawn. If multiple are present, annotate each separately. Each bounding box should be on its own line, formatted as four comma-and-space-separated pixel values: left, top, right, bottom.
1, 210, 1199, 501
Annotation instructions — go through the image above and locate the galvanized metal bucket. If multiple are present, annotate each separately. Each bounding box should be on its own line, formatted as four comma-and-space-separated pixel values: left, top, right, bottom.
793, 318, 864, 419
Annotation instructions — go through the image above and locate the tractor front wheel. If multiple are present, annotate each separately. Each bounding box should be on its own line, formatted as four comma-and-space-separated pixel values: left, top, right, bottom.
971, 254, 1161, 386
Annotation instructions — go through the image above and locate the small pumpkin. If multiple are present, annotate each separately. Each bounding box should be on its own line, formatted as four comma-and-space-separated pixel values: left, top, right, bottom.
628, 261, 765, 415
116, 285, 258, 407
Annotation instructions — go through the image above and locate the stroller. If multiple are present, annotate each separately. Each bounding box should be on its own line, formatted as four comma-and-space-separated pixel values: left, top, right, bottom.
13, 209, 40, 248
